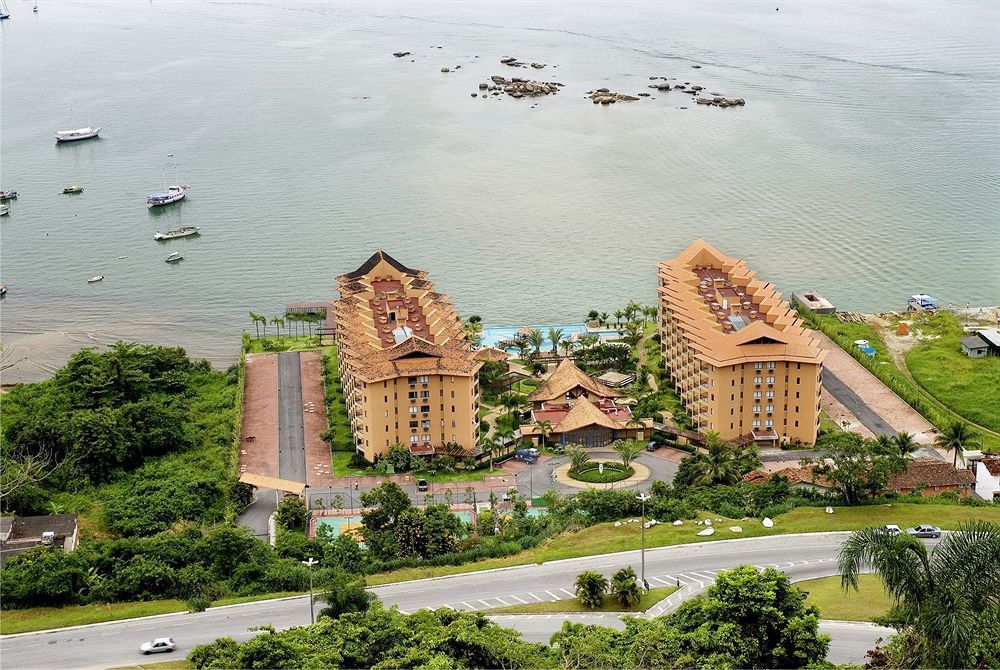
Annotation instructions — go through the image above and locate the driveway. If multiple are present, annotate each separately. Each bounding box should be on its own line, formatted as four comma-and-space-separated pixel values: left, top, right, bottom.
277, 351, 306, 482
822, 371, 898, 438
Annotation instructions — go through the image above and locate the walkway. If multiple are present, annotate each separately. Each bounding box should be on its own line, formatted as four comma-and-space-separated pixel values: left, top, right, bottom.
277, 352, 306, 483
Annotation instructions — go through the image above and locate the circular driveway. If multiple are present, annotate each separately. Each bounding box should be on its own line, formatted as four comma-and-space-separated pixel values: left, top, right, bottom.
512, 449, 679, 496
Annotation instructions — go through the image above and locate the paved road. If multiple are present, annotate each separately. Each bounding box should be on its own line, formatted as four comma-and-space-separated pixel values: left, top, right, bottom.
277, 351, 305, 482
237, 487, 277, 540
1, 533, 918, 669
823, 370, 898, 437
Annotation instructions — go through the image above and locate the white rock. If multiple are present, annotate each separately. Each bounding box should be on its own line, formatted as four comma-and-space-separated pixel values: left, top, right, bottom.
673, 520, 683, 526
697, 527, 715, 536
729, 526, 743, 533
614, 521, 621, 527
826, 506, 834, 514
762, 517, 774, 528
704, 519, 713, 526
714, 518, 722, 522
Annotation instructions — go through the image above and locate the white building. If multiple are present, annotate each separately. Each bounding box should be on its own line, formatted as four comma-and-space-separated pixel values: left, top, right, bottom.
972, 457, 1000, 501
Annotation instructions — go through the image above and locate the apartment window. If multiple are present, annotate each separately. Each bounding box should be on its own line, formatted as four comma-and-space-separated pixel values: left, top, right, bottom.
796, 377, 801, 385
384, 410, 388, 418
753, 405, 761, 414
795, 405, 799, 413
421, 420, 430, 429
440, 419, 445, 426
752, 419, 761, 428
451, 405, 455, 412
731, 394, 735, 401
408, 391, 418, 400
422, 434, 431, 443
385, 425, 389, 432
795, 391, 800, 399
420, 390, 430, 399
409, 435, 419, 443
765, 405, 773, 413
731, 379, 735, 387
420, 405, 430, 414
754, 376, 762, 385
797, 363, 801, 370
384, 395, 388, 402
753, 391, 762, 399
419, 375, 429, 384
766, 376, 775, 384
451, 390, 455, 398
730, 423, 734, 430
754, 362, 762, 370
767, 361, 776, 370
795, 420, 799, 428
766, 390, 774, 398
409, 406, 418, 415
409, 420, 418, 429
451, 420, 456, 428
765, 419, 774, 427
408, 376, 417, 386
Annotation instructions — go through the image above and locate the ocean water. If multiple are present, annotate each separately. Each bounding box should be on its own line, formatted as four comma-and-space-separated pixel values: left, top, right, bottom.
1, 0, 998, 380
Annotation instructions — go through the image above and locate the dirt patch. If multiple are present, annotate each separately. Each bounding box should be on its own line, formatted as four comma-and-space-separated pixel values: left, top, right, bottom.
300, 350, 334, 488
239, 353, 279, 478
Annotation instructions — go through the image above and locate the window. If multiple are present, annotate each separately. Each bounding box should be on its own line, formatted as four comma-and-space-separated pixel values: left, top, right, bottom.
753, 405, 761, 413
421, 420, 430, 429
409, 420, 418, 429
408, 376, 417, 386
752, 419, 761, 428
409, 435, 419, 443
419, 375, 429, 384
754, 362, 762, 370
766, 376, 775, 384
766, 390, 774, 398
767, 361, 776, 370
765, 419, 774, 427
731, 394, 735, 401
765, 405, 773, 413
794, 420, 799, 428
408, 391, 418, 400
753, 391, 762, 399
451, 420, 456, 428
795, 405, 799, 413
409, 406, 417, 415
420, 390, 430, 399
420, 405, 430, 414
422, 434, 431, 443
796, 377, 800, 384
451, 390, 455, 398
754, 376, 762, 385
797, 363, 801, 370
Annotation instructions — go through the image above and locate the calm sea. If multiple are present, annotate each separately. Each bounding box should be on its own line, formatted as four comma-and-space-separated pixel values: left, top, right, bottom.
1, 0, 998, 381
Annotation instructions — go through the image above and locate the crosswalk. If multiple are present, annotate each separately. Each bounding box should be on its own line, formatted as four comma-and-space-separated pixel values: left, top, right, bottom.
409, 557, 838, 615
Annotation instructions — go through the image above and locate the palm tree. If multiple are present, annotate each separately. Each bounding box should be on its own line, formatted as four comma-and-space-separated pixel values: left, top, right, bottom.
270, 317, 284, 339
527, 330, 545, 358
535, 419, 553, 447
513, 339, 530, 361
686, 431, 744, 486
892, 431, 920, 457
579, 334, 599, 350
249, 311, 261, 338
599, 312, 609, 327
574, 570, 609, 609
624, 302, 639, 324
644, 305, 658, 324
548, 327, 565, 354
613, 310, 624, 328
934, 421, 981, 468
479, 434, 501, 471
614, 440, 644, 469
567, 445, 590, 472
873, 433, 895, 453
838, 520, 1000, 668
587, 310, 599, 323
560, 339, 574, 360
612, 566, 642, 607
623, 322, 643, 347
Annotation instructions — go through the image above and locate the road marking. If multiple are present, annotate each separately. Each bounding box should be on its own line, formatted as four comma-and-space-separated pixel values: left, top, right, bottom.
528, 592, 544, 602
545, 590, 561, 600
650, 576, 672, 585
461, 602, 475, 610
494, 597, 513, 606
688, 571, 715, 581
477, 599, 494, 609
559, 588, 575, 597
510, 595, 528, 604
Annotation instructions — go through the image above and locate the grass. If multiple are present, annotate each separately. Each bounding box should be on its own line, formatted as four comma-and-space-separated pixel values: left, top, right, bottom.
485, 586, 678, 614
0, 591, 305, 635
799, 574, 892, 622
321, 347, 355, 452
330, 451, 505, 483
366, 504, 1000, 586
243, 334, 323, 354
569, 463, 634, 483
818, 410, 843, 434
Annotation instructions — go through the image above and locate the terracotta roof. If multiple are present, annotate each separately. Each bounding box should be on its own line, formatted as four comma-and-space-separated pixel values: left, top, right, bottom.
528, 358, 622, 403
552, 397, 627, 432
744, 466, 835, 489
981, 458, 1000, 477
333, 254, 481, 383
474, 347, 511, 362
657, 239, 827, 367
888, 460, 976, 490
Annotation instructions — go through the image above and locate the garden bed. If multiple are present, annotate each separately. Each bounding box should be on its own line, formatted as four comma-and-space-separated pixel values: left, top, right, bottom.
569, 462, 634, 483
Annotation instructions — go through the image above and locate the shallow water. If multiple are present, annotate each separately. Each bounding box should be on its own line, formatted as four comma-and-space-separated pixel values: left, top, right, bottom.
1, 1, 998, 380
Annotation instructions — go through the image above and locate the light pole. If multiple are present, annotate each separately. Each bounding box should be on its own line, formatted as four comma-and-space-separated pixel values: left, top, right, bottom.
302, 557, 318, 623
635, 493, 651, 590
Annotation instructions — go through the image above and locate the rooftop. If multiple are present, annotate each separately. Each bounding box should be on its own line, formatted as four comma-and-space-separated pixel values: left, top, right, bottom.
962, 335, 988, 350
528, 358, 623, 403
887, 460, 976, 490
979, 457, 1000, 477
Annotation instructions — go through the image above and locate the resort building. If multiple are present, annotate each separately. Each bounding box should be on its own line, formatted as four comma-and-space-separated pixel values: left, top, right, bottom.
522, 359, 653, 447
333, 251, 482, 462
657, 239, 827, 445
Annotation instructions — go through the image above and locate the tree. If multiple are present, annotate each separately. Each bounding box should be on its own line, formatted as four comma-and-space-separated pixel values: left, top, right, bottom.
838, 520, 999, 668
0, 546, 93, 608
360, 482, 412, 558
806, 432, 906, 504
560, 339, 575, 360
611, 566, 641, 607
578, 334, 599, 350
318, 569, 375, 619
548, 327, 565, 354
270, 317, 283, 339
574, 570, 609, 608
613, 310, 624, 328
599, 312, 609, 327
527, 330, 545, 358
513, 339, 530, 361
933, 421, 981, 468
534, 419, 553, 447
677, 431, 759, 487
892, 431, 919, 457
587, 310, 599, 322
275, 497, 307, 531
249, 311, 261, 337
479, 434, 501, 471
478, 359, 506, 391
69, 407, 129, 483
567, 445, 591, 472
613, 440, 643, 469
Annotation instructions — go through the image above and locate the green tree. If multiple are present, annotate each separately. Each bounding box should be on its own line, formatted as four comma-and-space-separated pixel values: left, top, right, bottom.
613, 440, 643, 469
275, 497, 307, 531
599, 312, 609, 327
534, 419, 553, 447
574, 570, 609, 609
613, 310, 624, 328
0, 546, 92, 608
567, 445, 591, 472
513, 339, 530, 361
838, 520, 1000, 668
548, 327, 565, 354
933, 420, 981, 468
892, 430, 920, 457
249, 311, 261, 337
318, 569, 375, 619
677, 431, 759, 486
360, 482, 412, 558
611, 566, 642, 607
527, 330, 545, 358
69, 407, 128, 483
560, 339, 575, 359
587, 310, 599, 322
806, 432, 906, 504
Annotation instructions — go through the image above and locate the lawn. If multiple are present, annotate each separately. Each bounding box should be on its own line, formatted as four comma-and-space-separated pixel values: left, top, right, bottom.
799, 574, 892, 622
0, 591, 304, 635
330, 451, 506, 483
818, 410, 843, 434
321, 347, 355, 452
485, 586, 678, 614
366, 504, 1000, 586
243, 335, 323, 354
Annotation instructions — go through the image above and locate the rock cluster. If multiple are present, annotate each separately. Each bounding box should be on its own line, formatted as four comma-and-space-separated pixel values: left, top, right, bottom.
499, 56, 549, 69
645, 77, 747, 107
586, 88, 640, 104
696, 96, 745, 107
477, 75, 563, 99
392, 51, 411, 58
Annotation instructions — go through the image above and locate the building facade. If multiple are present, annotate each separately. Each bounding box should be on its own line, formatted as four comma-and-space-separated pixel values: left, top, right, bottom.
333, 251, 482, 462
657, 240, 827, 445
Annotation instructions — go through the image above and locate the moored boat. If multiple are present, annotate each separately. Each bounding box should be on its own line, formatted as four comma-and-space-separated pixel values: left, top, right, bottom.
63, 184, 84, 194
88, 275, 104, 283
154, 226, 201, 241
165, 252, 184, 263
54, 125, 105, 142
0, 189, 17, 201
147, 185, 188, 207
0, 204, 9, 216
0, 284, 7, 296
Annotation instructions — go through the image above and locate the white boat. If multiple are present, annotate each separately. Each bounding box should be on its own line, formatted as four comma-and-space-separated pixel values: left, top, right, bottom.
0, 204, 10, 216
0, 0, 10, 19
0, 189, 18, 200
154, 226, 201, 240
0, 284, 7, 296
147, 185, 188, 207
54, 126, 106, 142
88, 275, 104, 283
165, 252, 184, 263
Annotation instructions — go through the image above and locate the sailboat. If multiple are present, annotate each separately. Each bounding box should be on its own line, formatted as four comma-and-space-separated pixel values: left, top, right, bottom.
147, 169, 188, 206
55, 111, 106, 142
0, 0, 11, 19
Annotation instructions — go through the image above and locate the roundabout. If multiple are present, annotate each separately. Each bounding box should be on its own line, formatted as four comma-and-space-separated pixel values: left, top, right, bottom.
568, 461, 634, 484
552, 451, 652, 489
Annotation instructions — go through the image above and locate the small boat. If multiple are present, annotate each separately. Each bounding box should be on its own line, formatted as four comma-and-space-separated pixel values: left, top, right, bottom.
0, 0, 10, 19
0, 189, 17, 200
147, 185, 188, 207
0, 204, 9, 217
154, 226, 201, 241
0, 284, 7, 296
54, 125, 106, 142
63, 184, 84, 194
88, 275, 104, 283
165, 252, 184, 263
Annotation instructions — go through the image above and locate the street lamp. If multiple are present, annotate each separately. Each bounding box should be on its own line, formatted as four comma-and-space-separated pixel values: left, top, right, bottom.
635, 493, 651, 590
302, 557, 318, 624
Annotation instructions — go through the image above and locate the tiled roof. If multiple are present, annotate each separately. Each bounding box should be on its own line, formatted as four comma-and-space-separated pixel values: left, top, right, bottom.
474, 347, 511, 362
553, 397, 627, 432
979, 458, 1000, 477
657, 239, 827, 367
744, 466, 835, 488
888, 460, 976, 490
334, 254, 480, 383
528, 359, 622, 403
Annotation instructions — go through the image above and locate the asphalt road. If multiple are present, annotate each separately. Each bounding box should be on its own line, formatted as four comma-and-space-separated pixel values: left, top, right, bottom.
822, 370, 898, 437
277, 351, 305, 482
1, 533, 915, 669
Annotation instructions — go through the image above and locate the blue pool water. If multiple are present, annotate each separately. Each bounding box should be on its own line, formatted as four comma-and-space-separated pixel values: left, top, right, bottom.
316, 511, 473, 537
481, 323, 623, 350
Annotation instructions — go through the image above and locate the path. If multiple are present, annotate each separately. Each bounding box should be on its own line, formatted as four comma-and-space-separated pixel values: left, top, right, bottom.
299, 350, 334, 487
277, 352, 306, 482
822, 371, 898, 438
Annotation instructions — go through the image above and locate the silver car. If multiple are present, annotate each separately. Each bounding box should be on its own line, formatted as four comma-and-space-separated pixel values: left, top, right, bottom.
140, 637, 177, 654
906, 524, 942, 538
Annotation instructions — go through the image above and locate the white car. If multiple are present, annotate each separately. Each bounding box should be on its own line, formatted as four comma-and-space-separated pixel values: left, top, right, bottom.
140, 637, 177, 654
883, 524, 902, 536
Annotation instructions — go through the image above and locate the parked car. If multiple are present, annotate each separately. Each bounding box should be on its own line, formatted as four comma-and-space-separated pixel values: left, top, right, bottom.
645, 441, 660, 452
514, 448, 539, 463
906, 525, 942, 538
416, 479, 429, 492
883, 524, 902, 536
140, 638, 176, 655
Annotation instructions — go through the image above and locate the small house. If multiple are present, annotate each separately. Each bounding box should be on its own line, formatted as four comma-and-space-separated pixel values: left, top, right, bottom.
907, 294, 939, 312
971, 457, 1000, 501
0, 514, 79, 567
961, 335, 989, 358
886, 460, 975, 498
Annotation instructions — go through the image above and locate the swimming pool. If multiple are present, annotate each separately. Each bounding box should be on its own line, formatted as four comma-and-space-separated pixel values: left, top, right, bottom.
481, 323, 623, 350
315, 511, 474, 537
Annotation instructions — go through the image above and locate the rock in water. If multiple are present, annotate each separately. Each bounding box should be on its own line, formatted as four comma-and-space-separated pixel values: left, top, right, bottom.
392, 51, 411, 58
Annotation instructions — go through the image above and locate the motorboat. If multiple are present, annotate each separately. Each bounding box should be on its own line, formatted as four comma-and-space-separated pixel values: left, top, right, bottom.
63, 184, 84, 194
0, 189, 17, 200
0, 0, 10, 19
88, 275, 104, 283
54, 125, 105, 142
154, 226, 200, 241
147, 185, 188, 207
0, 284, 7, 296
0, 204, 9, 217
165, 252, 184, 263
